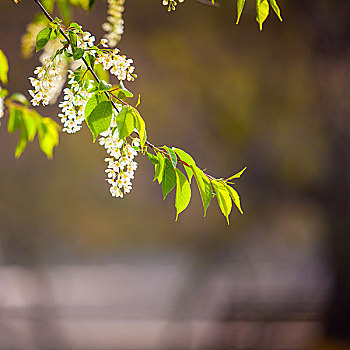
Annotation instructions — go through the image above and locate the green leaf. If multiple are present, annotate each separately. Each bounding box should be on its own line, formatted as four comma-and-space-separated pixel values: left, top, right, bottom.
132, 109, 146, 149
37, 117, 59, 159
85, 53, 96, 69
69, 22, 83, 33
10, 93, 29, 106
84, 94, 99, 117
95, 63, 110, 83
73, 48, 84, 60
68, 31, 78, 52
0, 49, 9, 85
98, 80, 112, 92
86, 101, 113, 142
7, 106, 22, 133
162, 158, 176, 199
147, 152, 159, 165
175, 168, 191, 221
116, 106, 135, 139
164, 146, 177, 168
212, 180, 232, 224
22, 110, 39, 141
154, 153, 165, 183
118, 81, 133, 98
268, 0, 282, 21
226, 166, 247, 180
173, 148, 195, 183
15, 126, 28, 159
190, 165, 213, 217
236, 0, 246, 24
256, 0, 270, 31
225, 184, 244, 214
36, 28, 52, 52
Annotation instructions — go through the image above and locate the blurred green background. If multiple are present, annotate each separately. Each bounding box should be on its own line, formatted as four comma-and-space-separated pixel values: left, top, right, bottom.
0, 0, 349, 349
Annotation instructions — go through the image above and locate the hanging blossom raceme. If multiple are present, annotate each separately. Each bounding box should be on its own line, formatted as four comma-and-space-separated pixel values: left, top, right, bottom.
162, 0, 184, 11
39, 39, 69, 104
58, 70, 93, 134
21, 20, 45, 58
28, 55, 63, 106
99, 113, 140, 198
102, 0, 125, 47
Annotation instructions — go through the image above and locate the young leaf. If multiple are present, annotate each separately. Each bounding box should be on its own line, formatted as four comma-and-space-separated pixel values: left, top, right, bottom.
173, 148, 195, 183
226, 166, 247, 180
132, 109, 146, 148
147, 152, 159, 165
68, 31, 77, 52
256, 0, 270, 31
154, 153, 165, 183
86, 101, 113, 142
162, 158, 176, 199
23, 110, 39, 141
15, 126, 28, 159
212, 180, 232, 224
268, 0, 282, 21
190, 165, 213, 217
116, 106, 135, 139
36, 28, 52, 52
73, 48, 84, 61
236, 0, 246, 25
7, 106, 22, 133
37, 117, 59, 159
175, 168, 191, 221
0, 49, 9, 85
163, 146, 177, 168
69, 22, 83, 33
98, 80, 112, 92
84, 94, 100, 117
225, 184, 244, 214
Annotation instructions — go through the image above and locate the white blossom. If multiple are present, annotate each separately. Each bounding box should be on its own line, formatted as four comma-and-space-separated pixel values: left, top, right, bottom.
96, 49, 136, 81
102, 0, 125, 48
58, 70, 93, 134
162, 0, 185, 11
100, 116, 140, 197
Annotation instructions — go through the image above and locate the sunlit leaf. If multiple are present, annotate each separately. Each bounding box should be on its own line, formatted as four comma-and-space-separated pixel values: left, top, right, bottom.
173, 148, 195, 183
236, 0, 246, 24
36, 27, 52, 52
175, 168, 191, 221
212, 180, 232, 224
225, 184, 244, 214
256, 0, 269, 31
116, 106, 135, 139
86, 100, 113, 141
191, 165, 213, 216
0, 49, 9, 84
162, 158, 176, 199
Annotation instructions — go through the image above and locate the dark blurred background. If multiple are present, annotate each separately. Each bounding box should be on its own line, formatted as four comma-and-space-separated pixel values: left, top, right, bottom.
0, 0, 350, 349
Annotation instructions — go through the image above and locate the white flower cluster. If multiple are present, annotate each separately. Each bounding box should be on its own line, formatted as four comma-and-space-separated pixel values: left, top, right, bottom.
28, 56, 63, 106
96, 48, 136, 82
58, 70, 93, 133
40, 39, 69, 104
162, 0, 184, 11
99, 117, 139, 197
66, 30, 96, 54
102, 0, 125, 47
